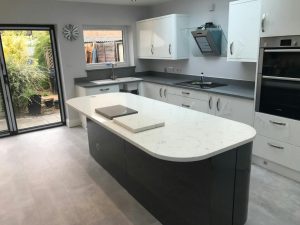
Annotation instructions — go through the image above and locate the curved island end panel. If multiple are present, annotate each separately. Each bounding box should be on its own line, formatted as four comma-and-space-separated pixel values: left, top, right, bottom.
67, 93, 256, 225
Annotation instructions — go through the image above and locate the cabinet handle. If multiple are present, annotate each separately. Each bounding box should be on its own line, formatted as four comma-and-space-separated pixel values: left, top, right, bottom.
99, 88, 110, 92
230, 42, 234, 55
182, 91, 190, 95
216, 98, 220, 111
261, 13, 266, 33
182, 104, 191, 108
269, 120, 286, 126
151, 44, 154, 55
164, 89, 167, 98
169, 44, 172, 55
159, 88, 162, 98
208, 97, 212, 110
268, 143, 284, 150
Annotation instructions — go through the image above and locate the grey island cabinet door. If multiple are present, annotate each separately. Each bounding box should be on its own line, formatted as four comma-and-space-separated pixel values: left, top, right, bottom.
87, 119, 126, 185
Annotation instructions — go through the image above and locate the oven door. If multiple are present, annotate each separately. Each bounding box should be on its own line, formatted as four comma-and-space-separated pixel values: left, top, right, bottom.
258, 77, 300, 120
259, 48, 300, 79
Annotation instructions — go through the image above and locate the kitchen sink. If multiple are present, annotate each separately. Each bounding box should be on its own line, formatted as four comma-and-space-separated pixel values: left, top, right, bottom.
175, 80, 227, 89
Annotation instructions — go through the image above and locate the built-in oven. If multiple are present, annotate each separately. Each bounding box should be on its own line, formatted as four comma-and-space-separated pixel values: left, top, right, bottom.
256, 36, 300, 120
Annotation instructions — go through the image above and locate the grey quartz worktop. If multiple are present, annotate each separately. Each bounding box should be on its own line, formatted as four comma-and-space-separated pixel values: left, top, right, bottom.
137, 73, 255, 100
75, 72, 255, 100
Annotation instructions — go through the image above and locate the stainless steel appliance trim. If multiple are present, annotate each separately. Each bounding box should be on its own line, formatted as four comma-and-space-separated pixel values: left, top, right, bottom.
262, 76, 300, 82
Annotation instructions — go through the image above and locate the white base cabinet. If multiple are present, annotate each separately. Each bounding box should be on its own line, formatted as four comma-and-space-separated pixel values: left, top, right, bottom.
253, 112, 300, 180
75, 84, 120, 128
140, 82, 254, 126
227, 0, 260, 62
137, 14, 189, 60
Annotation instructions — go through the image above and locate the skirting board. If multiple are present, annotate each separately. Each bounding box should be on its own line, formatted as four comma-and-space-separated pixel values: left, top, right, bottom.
252, 155, 300, 183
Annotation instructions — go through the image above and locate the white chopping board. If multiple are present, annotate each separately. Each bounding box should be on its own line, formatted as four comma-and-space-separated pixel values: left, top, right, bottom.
113, 114, 165, 133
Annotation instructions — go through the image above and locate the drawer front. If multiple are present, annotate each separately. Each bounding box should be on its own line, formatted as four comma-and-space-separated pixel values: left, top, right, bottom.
167, 86, 209, 101
254, 112, 300, 147
253, 135, 300, 172
167, 94, 209, 113
86, 85, 120, 95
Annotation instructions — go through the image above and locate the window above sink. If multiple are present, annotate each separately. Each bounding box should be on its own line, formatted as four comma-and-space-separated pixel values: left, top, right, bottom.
83, 25, 130, 70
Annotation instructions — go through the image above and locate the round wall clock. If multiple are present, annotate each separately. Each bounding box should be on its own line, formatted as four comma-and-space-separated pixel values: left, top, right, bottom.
63, 24, 79, 41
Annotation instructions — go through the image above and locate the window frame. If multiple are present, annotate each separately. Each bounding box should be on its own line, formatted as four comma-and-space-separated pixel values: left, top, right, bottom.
83, 25, 130, 71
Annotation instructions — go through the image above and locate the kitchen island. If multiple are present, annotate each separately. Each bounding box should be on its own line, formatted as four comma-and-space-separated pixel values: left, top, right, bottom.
67, 93, 256, 225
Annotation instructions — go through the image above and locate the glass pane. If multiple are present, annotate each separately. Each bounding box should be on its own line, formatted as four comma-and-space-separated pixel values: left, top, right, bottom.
262, 51, 300, 78
0, 83, 8, 132
83, 29, 124, 64
1, 30, 63, 130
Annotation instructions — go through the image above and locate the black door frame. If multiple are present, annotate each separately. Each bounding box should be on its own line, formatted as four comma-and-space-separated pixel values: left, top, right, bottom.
0, 24, 66, 137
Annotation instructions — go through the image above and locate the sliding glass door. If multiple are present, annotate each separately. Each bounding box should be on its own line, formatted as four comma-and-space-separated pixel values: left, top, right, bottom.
0, 80, 9, 135
0, 25, 65, 136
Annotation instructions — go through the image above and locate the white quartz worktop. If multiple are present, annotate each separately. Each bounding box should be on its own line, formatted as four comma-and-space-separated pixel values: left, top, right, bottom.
67, 93, 256, 162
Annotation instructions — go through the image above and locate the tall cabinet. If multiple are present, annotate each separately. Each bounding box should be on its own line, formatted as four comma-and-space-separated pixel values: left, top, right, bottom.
227, 0, 261, 62
136, 14, 189, 60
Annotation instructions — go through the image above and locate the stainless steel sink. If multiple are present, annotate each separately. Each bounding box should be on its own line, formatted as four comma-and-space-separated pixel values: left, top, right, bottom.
175, 80, 227, 89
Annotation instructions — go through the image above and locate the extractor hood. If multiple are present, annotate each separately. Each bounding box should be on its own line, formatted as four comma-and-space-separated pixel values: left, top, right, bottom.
191, 23, 222, 56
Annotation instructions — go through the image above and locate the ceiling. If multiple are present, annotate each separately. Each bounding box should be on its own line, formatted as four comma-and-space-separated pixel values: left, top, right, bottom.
58, 0, 176, 6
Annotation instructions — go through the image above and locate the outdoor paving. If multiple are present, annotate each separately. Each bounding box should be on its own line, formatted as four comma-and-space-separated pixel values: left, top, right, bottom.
0, 112, 61, 132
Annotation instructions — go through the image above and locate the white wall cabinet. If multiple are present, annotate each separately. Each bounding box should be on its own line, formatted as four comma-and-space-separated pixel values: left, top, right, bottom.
227, 0, 260, 62
136, 14, 189, 60
140, 82, 254, 126
260, 0, 300, 37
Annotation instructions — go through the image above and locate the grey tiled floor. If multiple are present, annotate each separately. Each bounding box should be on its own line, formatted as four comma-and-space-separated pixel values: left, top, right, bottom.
0, 127, 299, 225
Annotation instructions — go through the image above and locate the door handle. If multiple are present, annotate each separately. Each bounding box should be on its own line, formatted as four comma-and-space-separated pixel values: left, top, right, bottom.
208, 97, 212, 110
182, 104, 190, 108
164, 89, 167, 98
159, 88, 162, 98
216, 98, 220, 111
151, 44, 154, 55
268, 143, 284, 150
182, 91, 190, 95
261, 13, 266, 33
169, 44, 172, 55
269, 120, 286, 126
230, 42, 234, 55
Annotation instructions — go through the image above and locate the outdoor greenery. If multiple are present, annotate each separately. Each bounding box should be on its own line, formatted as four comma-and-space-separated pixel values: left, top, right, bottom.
1, 31, 52, 113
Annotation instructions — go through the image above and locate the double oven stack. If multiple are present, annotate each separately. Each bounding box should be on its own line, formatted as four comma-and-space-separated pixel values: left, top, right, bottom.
256, 36, 300, 121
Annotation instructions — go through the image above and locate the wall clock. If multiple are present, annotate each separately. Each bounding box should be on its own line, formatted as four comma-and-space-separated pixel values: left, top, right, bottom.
63, 24, 79, 41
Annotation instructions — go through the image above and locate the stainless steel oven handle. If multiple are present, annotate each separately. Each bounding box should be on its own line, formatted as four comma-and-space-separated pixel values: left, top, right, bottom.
264, 49, 300, 53
262, 76, 300, 82
269, 120, 287, 126
268, 143, 284, 150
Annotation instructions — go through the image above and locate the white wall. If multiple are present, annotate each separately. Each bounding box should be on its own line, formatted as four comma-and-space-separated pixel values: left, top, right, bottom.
144, 0, 257, 81
0, 0, 150, 126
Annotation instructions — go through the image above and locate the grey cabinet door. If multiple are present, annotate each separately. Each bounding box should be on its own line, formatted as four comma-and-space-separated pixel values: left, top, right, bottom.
87, 119, 126, 184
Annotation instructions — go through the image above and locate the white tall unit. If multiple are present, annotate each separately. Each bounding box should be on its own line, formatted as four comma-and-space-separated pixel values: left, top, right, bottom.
227, 0, 260, 62
260, 0, 300, 37
136, 14, 189, 60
